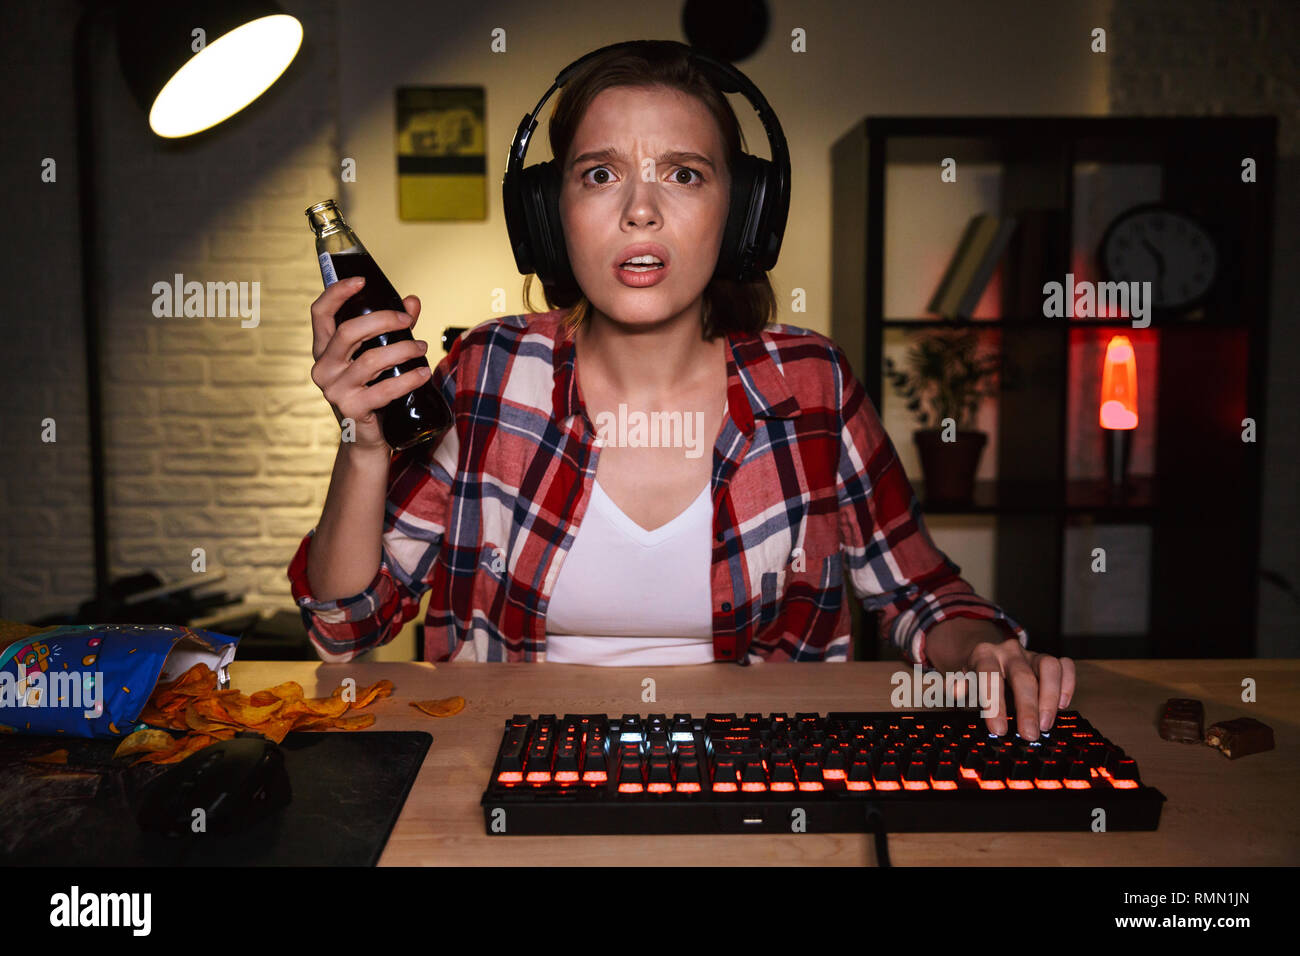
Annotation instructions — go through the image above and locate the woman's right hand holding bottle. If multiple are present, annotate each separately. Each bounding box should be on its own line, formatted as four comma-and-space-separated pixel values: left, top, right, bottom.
309, 276, 430, 453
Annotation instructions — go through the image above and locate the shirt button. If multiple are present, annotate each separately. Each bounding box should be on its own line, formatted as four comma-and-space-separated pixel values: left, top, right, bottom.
715, 531, 724, 542
721, 602, 731, 612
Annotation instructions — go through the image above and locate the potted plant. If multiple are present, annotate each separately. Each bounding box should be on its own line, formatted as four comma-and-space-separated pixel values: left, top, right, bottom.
883, 329, 1000, 503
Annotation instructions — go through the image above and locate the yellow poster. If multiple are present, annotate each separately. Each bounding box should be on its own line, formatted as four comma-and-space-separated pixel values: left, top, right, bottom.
396, 86, 486, 221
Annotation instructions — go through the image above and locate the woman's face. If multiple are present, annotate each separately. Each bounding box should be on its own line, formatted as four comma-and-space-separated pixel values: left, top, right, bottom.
558, 85, 731, 330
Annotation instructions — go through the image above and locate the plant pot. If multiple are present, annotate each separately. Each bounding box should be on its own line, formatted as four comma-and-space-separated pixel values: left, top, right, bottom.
913, 429, 988, 504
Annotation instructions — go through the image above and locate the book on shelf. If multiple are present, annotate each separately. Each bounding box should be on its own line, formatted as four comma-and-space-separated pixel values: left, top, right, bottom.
1001, 208, 1066, 319
926, 213, 1017, 320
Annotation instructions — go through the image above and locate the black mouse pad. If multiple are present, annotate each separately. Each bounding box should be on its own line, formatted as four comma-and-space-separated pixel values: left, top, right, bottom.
0, 731, 432, 866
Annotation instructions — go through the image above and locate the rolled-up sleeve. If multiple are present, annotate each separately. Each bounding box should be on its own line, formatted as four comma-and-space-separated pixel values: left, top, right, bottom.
286, 525, 431, 662
830, 344, 1028, 669
286, 336, 463, 662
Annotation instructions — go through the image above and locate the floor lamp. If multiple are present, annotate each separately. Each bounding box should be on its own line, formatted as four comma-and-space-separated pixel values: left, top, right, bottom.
73, 0, 302, 617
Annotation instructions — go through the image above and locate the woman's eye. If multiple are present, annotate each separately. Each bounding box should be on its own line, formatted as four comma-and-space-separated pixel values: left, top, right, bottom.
581, 165, 704, 187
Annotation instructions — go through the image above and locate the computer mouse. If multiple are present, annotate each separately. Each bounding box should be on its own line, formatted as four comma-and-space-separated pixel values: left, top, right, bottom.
135, 734, 291, 837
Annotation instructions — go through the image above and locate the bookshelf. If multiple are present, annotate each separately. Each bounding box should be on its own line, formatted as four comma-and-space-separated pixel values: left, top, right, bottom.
830, 116, 1276, 661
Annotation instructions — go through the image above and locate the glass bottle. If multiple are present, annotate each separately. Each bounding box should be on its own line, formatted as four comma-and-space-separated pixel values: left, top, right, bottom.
305, 198, 453, 450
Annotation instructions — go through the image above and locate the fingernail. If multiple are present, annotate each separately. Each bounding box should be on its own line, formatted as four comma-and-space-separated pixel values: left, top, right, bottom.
418, 340, 428, 351
351, 276, 365, 285
1059, 694, 1069, 709
1040, 710, 1053, 732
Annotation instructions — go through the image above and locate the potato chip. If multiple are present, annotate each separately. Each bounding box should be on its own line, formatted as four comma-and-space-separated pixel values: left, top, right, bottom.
243, 716, 298, 745
296, 712, 376, 731
351, 679, 395, 709
133, 732, 214, 766
134, 663, 404, 759
275, 695, 349, 721
206, 695, 282, 725
154, 663, 217, 697
137, 704, 184, 731
249, 681, 304, 706
157, 733, 220, 764
411, 696, 466, 718
131, 733, 190, 765
184, 701, 239, 735
112, 728, 176, 759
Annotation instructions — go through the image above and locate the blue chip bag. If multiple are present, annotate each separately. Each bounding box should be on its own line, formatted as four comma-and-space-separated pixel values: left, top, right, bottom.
0, 624, 240, 739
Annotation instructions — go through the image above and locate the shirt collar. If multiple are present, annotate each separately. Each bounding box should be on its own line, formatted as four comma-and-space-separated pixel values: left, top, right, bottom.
550, 311, 801, 436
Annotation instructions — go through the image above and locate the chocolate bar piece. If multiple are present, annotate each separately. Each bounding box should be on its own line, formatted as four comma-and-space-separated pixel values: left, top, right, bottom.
1158, 697, 1204, 743
1205, 717, 1274, 759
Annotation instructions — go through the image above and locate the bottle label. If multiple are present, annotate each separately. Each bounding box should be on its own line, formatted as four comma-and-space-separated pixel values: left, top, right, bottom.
318, 252, 338, 286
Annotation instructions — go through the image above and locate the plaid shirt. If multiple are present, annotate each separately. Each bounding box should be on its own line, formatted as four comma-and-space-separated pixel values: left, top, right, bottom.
286, 309, 1028, 665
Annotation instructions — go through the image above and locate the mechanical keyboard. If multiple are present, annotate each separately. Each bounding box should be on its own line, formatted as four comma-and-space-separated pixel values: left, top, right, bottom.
480, 710, 1166, 834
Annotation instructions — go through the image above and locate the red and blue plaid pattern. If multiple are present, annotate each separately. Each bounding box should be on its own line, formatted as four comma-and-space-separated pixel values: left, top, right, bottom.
287, 310, 1028, 665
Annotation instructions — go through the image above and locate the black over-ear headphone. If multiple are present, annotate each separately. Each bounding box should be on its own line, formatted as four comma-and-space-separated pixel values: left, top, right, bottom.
502, 40, 791, 292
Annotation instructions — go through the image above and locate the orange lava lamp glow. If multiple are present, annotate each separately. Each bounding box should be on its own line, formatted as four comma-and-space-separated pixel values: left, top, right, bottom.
1099, 335, 1138, 430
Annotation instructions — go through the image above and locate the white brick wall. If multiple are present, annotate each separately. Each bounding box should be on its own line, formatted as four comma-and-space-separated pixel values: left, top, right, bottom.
1, 0, 343, 623
1109, 0, 1298, 154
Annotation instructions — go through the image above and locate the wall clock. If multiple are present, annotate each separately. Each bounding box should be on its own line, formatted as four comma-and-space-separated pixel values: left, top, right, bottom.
1098, 202, 1219, 315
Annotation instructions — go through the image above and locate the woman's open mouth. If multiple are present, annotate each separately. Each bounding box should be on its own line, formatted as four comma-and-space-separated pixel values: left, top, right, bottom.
613, 258, 670, 288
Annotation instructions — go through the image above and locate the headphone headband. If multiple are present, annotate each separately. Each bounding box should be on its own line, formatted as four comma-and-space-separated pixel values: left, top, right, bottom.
503, 40, 790, 292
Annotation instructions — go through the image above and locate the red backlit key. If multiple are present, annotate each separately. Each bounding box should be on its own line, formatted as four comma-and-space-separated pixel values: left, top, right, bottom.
1064, 759, 1092, 789
525, 728, 555, 783
931, 755, 959, 789
581, 734, 607, 782
1033, 756, 1064, 789
647, 757, 673, 793
976, 752, 1006, 789
553, 740, 580, 783
1103, 747, 1131, 775
822, 746, 848, 780
713, 756, 739, 792
846, 755, 873, 791
675, 756, 702, 792
740, 757, 768, 792
902, 755, 930, 790
769, 759, 797, 791
496, 719, 531, 783
1103, 755, 1140, 788
617, 754, 644, 793
873, 757, 901, 790
1006, 756, 1036, 789
795, 754, 825, 791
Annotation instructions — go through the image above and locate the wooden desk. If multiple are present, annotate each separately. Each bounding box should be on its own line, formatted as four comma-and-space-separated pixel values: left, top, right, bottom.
227, 659, 1300, 866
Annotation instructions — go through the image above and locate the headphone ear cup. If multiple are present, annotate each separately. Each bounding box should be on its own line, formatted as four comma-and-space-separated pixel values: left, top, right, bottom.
519, 159, 573, 288
747, 159, 782, 275
539, 160, 574, 287
715, 153, 761, 282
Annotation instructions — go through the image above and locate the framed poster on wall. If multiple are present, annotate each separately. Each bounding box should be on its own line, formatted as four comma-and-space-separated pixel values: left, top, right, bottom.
395, 86, 486, 221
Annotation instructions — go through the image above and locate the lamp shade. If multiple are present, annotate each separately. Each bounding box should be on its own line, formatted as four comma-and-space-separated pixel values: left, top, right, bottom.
115, 0, 302, 138
1099, 335, 1139, 430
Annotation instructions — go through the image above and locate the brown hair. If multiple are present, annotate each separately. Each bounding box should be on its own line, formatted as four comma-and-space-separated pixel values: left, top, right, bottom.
520, 40, 778, 340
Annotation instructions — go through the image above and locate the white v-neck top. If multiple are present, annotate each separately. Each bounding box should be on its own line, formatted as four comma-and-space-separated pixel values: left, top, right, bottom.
544, 477, 719, 665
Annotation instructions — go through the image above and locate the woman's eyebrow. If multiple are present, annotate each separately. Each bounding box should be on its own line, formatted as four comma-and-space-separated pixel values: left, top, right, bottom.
568, 147, 716, 171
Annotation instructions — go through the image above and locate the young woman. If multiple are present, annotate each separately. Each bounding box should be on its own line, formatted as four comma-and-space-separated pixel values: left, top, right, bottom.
289, 41, 1074, 740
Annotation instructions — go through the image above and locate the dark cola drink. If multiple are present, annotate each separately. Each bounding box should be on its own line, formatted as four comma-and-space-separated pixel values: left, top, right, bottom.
305, 199, 453, 451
